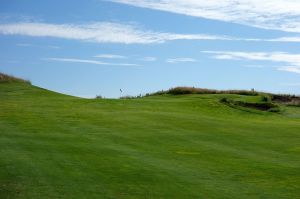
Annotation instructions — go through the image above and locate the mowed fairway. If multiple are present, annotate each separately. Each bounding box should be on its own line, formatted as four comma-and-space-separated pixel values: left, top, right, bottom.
0, 81, 300, 199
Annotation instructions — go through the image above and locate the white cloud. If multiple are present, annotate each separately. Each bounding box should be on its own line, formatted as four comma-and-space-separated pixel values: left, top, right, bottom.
243, 65, 266, 68
1, 22, 300, 44
140, 56, 157, 61
202, 51, 300, 74
16, 43, 32, 47
16, 43, 61, 49
94, 54, 127, 59
111, 0, 300, 33
280, 82, 300, 87
45, 58, 139, 66
278, 66, 300, 74
166, 57, 197, 63
47, 45, 61, 49
3, 60, 20, 64
268, 37, 300, 42
0, 22, 240, 44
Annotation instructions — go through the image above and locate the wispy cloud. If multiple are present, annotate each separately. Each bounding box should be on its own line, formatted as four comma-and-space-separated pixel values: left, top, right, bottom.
268, 37, 300, 42
202, 51, 300, 74
244, 65, 266, 68
2, 21, 298, 45
280, 83, 300, 87
278, 66, 300, 74
111, 0, 300, 33
140, 56, 157, 61
16, 43, 61, 49
45, 57, 139, 66
16, 43, 32, 47
0, 22, 241, 44
94, 54, 127, 59
1, 22, 300, 45
48, 45, 61, 49
166, 57, 197, 63
3, 60, 20, 64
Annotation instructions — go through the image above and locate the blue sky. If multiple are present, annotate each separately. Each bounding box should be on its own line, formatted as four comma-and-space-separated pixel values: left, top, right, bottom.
1, 0, 300, 98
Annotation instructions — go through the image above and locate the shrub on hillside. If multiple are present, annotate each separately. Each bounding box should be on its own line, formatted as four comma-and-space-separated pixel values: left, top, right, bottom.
272, 94, 300, 103
95, 95, 103, 99
150, 87, 259, 96
261, 95, 272, 102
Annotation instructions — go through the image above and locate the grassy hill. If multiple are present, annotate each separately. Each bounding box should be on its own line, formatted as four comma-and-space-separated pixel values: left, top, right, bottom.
0, 75, 300, 198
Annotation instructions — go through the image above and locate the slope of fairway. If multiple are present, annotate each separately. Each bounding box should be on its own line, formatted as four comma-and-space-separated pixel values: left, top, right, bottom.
0, 81, 300, 199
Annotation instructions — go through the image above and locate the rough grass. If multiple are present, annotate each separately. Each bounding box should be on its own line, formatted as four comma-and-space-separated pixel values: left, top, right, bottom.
0, 73, 30, 84
0, 81, 300, 198
272, 94, 300, 106
220, 96, 279, 112
147, 87, 300, 107
149, 87, 260, 96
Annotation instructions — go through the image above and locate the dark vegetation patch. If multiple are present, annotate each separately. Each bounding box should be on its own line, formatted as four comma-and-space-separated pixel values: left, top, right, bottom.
220, 97, 280, 112
95, 95, 103, 99
272, 94, 300, 107
0, 73, 30, 84
148, 87, 260, 96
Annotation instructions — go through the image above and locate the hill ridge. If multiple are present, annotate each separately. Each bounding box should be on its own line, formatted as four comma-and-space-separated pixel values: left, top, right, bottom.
0, 73, 30, 84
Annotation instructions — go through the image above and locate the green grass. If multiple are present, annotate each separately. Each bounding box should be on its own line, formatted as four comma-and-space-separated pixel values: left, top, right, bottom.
0, 82, 300, 199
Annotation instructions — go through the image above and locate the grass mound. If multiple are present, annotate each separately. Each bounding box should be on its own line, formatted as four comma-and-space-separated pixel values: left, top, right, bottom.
0, 73, 30, 84
147, 86, 300, 108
